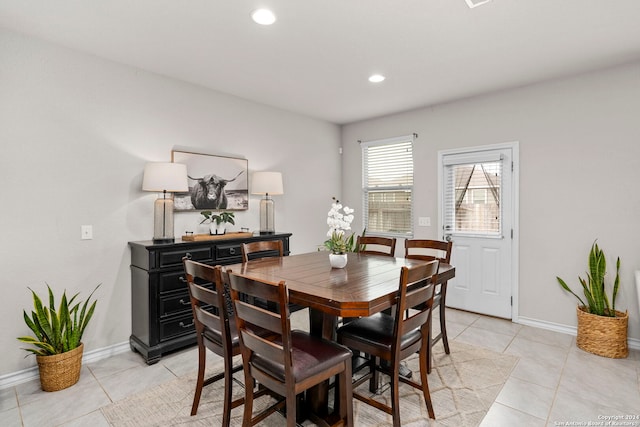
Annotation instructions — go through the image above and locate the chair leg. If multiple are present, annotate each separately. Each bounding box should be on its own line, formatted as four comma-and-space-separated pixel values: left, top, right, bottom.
286, 393, 297, 427
419, 347, 435, 419
390, 358, 401, 427
191, 342, 206, 416
222, 356, 233, 427
335, 360, 353, 426
427, 316, 434, 374
440, 291, 450, 355
242, 372, 254, 427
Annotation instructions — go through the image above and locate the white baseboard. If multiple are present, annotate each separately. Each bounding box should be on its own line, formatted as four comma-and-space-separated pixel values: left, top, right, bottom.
0, 341, 131, 390
517, 316, 640, 351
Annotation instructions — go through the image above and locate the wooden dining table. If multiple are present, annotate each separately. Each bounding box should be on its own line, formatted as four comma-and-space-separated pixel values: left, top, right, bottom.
224, 250, 456, 419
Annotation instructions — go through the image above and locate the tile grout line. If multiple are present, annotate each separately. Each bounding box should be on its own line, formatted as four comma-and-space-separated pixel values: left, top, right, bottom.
543, 336, 573, 426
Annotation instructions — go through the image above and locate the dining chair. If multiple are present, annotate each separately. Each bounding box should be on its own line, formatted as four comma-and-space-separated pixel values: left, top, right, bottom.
241, 239, 305, 314
404, 239, 453, 372
241, 240, 283, 263
228, 271, 354, 427
181, 259, 245, 425
356, 235, 397, 257
336, 260, 440, 426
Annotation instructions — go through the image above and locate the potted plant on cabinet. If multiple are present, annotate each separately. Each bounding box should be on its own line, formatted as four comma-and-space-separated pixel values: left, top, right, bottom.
556, 241, 628, 358
200, 210, 235, 235
17, 284, 99, 391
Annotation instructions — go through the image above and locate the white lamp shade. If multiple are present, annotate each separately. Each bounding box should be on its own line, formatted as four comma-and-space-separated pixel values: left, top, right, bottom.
251, 171, 284, 195
142, 162, 189, 192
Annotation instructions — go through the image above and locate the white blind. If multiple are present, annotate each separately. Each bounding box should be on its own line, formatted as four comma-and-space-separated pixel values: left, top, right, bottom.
443, 157, 503, 236
362, 136, 413, 236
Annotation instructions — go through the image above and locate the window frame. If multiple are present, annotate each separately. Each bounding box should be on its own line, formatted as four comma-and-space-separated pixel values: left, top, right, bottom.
361, 134, 415, 238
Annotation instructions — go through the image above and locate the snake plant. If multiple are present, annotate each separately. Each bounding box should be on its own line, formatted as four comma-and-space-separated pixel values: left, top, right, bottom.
17, 284, 99, 356
557, 241, 620, 317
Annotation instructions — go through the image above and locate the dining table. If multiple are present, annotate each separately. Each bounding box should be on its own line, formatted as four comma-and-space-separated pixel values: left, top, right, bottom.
224, 250, 456, 420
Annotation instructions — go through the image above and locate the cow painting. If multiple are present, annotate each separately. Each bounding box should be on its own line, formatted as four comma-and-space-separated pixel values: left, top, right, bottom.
188, 170, 244, 209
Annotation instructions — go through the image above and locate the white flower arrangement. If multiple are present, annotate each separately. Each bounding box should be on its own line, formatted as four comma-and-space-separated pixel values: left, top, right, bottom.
324, 197, 355, 254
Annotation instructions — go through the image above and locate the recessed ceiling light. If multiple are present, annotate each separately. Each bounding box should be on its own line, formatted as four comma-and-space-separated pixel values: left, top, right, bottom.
251, 9, 276, 25
465, 0, 492, 8
368, 74, 386, 83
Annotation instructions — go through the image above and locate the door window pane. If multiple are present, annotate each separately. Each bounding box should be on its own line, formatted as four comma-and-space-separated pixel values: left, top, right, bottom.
444, 161, 502, 235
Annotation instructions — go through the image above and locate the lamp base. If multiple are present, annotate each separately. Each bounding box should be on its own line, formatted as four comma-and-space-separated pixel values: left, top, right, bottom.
259, 231, 276, 235
152, 238, 175, 244
153, 196, 175, 242
259, 196, 276, 234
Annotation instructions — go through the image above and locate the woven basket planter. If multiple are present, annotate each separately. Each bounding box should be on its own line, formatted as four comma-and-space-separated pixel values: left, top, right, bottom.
36, 343, 84, 391
576, 306, 628, 359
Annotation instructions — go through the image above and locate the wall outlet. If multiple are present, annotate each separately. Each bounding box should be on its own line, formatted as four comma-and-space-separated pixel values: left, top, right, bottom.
81, 225, 93, 240
418, 217, 431, 227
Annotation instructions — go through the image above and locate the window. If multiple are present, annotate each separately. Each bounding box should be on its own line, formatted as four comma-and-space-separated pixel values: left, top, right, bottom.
443, 152, 503, 236
361, 135, 414, 236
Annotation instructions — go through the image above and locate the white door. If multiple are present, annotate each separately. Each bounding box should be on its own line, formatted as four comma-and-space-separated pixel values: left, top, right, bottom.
438, 143, 518, 319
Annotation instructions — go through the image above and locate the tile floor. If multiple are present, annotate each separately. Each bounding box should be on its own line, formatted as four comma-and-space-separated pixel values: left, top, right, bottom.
1, 308, 639, 427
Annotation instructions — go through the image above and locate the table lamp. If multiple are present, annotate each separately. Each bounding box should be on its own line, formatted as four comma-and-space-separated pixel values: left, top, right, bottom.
142, 162, 189, 243
251, 171, 283, 234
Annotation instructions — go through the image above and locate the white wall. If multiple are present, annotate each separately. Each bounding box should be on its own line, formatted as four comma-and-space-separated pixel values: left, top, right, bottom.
0, 29, 341, 376
342, 61, 640, 342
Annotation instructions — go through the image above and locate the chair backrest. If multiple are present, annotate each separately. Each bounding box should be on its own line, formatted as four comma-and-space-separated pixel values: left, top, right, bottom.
404, 239, 452, 264
241, 240, 284, 263
356, 235, 397, 257
182, 259, 234, 354
393, 260, 440, 350
228, 272, 293, 380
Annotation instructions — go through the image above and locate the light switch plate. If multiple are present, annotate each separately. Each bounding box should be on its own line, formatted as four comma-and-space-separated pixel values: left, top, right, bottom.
418, 217, 431, 227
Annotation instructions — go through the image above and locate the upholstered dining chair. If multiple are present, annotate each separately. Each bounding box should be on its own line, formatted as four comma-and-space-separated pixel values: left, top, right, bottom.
228, 271, 354, 427
241, 240, 283, 263
348, 235, 398, 366
181, 259, 241, 425
182, 260, 268, 426
404, 239, 453, 372
356, 235, 397, 257
336, 260, 440, 426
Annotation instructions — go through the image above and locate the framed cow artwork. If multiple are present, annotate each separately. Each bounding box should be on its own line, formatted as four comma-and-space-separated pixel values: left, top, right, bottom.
171, 150, 249, 211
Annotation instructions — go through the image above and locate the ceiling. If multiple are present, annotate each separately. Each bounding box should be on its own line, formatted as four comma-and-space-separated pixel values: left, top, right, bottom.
1, 0, 640, 124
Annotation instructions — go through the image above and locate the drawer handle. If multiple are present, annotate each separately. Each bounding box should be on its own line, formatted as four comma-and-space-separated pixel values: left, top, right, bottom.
229, 248, 236, 255
179, 299, 191, 306
179, 320, 194, 328
185, 252, 192, 260
179, 276, 187, 283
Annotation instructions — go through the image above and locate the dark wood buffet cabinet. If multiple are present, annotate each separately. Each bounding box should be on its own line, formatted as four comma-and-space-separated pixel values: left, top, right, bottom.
128, 232, 291, 364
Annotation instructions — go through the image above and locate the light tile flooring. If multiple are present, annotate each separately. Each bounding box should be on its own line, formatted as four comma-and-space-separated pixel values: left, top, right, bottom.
2, 308, 639, 427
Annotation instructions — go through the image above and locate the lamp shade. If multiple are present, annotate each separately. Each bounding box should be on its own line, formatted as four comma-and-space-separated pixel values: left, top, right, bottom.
251, 171, 284, 195
142, 162, 189, 193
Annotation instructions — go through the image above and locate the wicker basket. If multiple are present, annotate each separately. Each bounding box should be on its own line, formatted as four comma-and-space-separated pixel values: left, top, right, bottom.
576, 306, 628, 358
36, 343, 84, 391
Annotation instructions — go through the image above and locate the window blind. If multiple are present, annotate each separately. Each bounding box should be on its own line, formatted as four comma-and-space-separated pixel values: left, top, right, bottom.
443, 156, 503, 236
361, 135, 414, 236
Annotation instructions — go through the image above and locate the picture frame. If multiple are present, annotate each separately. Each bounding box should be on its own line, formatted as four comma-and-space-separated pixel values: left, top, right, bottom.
171, 150, 249, 211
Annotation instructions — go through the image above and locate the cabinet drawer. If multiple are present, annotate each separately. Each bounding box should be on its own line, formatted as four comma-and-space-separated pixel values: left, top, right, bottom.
159, 271, 189, 294
159, 247, 212, 269
216, 244, 243, 263
160, 313, 195, 342
159, 291, 193, 317
158, 271, 214, 294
